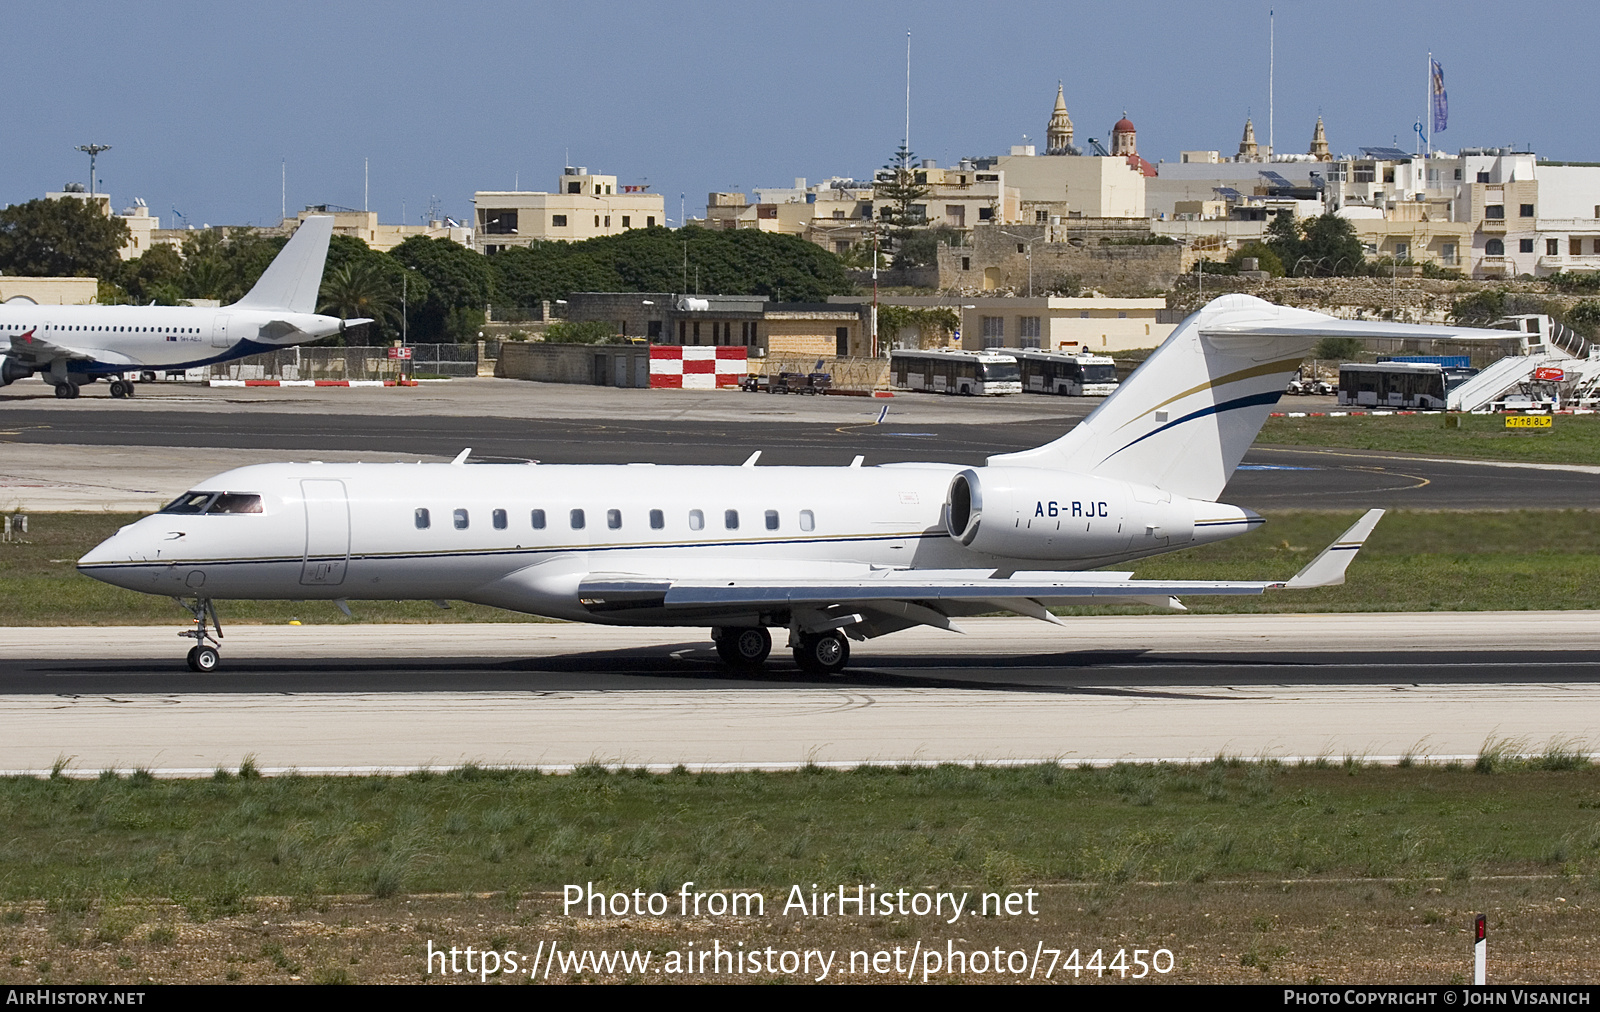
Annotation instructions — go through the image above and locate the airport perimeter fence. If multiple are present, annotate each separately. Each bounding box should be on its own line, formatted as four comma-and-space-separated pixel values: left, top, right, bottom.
199, 343, 496, 381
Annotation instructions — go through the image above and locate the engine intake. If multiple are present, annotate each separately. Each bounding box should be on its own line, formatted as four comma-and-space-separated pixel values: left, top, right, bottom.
0, 356, 33, 388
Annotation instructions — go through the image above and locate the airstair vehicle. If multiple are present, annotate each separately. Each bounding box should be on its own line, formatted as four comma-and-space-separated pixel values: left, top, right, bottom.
1443, 315, 1600, 412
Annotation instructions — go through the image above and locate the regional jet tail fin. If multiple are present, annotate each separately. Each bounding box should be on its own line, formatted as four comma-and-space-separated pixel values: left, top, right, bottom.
989, 294, 1514, 502
230, 215, 335, 314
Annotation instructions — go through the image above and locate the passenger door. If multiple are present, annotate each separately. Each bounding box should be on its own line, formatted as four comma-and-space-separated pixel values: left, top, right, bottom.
300, 479, 350, 586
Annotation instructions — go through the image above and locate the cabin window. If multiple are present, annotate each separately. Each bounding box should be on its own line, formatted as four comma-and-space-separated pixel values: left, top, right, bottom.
570, 508, 586, 529
607, 508, 622, 529
765, 509, 779, 531
799, 510, 815, 532
530, 509, 546, 529
725, 509, 739, 530
649, 509, 664, 529
453, 509, 469, 530
492, 508, 507, 530
688, 509, 705, 531
415, 508, 430, 529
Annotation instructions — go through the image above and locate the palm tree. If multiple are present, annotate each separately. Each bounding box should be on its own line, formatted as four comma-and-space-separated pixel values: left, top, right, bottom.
319, 260, 400, 340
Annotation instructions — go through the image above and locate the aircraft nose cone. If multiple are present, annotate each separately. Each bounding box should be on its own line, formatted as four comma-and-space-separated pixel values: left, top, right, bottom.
77, 528, 148, 588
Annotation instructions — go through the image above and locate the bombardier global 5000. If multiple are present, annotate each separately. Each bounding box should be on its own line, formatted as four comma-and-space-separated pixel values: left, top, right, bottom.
79, 295, 1503, 673
0, 215, 357, 398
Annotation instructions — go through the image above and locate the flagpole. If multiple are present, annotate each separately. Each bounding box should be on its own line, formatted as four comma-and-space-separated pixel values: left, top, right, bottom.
1425, 51, 1431, 163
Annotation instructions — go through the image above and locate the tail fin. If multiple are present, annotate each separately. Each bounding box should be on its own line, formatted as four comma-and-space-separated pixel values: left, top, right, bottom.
989, 293, 1509, 501
230, 215, 335, 314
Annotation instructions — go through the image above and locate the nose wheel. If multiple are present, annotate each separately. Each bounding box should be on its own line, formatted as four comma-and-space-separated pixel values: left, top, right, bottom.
177, 597, 223, 672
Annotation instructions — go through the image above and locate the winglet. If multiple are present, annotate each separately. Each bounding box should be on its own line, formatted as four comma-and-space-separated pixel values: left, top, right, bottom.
452, 448, 472, 466
1283, 509, 1386, 589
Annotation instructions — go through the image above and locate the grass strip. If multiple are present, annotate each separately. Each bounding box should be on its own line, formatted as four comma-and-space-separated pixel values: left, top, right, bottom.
2, 757, 1598, 912
1260, 411, 1600, 465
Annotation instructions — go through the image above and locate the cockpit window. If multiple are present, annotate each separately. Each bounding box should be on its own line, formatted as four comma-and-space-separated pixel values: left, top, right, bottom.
159, 492, 262, 515
161, 492, 215, 514
210, 493, 264, 514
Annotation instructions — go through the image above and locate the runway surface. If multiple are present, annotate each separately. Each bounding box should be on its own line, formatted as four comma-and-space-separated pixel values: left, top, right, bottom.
3, 615, 1597, 774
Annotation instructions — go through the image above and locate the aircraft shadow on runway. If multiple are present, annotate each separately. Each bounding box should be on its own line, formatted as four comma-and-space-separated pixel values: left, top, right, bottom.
4, 647, 1598, 697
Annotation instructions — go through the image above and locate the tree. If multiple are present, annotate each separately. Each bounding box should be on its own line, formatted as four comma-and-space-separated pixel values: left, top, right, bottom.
1313, 337, 1364, 361
0, 198, 130, 278
391, 235, 494, 342
875, 145, 930, 258
892, 224, 962, 270
115, 244, 185, 303
1300, 215, 1364, 275
543, 320, 620, 344
486, 227, 852, 307
319, 260, 402, 337
1263, 211, 1303, 271
1227, 241, 1284, 277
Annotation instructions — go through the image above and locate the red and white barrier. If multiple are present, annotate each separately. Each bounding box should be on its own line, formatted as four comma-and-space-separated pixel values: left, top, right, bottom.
649, 345, 747, 389
208, 379, 404, 388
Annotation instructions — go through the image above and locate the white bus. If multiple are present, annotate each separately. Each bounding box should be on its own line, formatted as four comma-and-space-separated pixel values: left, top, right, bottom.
1013, 350, 1120, 396
889, 349, 1022, 396
1336, 361, 1449, 409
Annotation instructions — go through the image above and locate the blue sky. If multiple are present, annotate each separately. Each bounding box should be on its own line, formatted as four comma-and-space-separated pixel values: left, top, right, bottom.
6, 0, 1592, 230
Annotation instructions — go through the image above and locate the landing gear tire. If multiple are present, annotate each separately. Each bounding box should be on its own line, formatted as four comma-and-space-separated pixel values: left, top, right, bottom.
53, 383, 79, 399
793, 631, 849, 675
186, 645, 219, 673
714, 627, 772, 669
109, 380, 130, 398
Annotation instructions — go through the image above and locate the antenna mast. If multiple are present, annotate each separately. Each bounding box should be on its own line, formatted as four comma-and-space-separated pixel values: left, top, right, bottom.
1268, 10, 1274, 157
904, 30, 912, 165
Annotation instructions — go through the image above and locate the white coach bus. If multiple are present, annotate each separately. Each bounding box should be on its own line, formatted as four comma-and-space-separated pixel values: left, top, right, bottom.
889, 349, 1021, 396
1013, 350, 1121, 396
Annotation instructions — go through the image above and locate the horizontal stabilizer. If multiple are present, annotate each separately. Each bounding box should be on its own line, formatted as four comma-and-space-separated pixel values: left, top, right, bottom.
1283, 509, 1385, 589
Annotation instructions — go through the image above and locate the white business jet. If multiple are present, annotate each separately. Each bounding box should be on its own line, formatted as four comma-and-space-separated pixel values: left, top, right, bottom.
0, 215, 358, 398
78, 294, 1498, 673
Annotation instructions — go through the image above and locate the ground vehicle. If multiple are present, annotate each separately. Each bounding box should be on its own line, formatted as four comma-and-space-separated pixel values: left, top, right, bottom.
1336, 361, 1471, 409
1013, 350, 1120, 396
889, 349, 1021, 395
740, 371, 831, 394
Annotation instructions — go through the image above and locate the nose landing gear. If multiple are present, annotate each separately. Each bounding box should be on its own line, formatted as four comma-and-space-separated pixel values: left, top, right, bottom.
177, 596, 223, 672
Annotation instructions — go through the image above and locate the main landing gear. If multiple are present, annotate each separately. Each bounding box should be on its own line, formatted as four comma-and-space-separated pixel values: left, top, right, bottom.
792, 630, 850, 676
108, 379, 136, 398
713, 626, 772, 670
177, 597, 223, 672
710, 626, 851, 676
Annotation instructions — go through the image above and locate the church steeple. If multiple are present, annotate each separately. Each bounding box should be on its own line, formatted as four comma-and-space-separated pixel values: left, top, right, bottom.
1238, 117, 1260, 161
1045, 82, 1077, 155
1308, 116, 1330, 161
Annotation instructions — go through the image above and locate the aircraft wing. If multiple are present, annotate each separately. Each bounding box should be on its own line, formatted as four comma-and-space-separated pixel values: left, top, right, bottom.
7, 330, 94, 367
579, 510, 1384, 629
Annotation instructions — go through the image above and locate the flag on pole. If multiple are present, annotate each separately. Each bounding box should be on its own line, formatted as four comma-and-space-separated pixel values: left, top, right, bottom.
1431, 59, 1448, 134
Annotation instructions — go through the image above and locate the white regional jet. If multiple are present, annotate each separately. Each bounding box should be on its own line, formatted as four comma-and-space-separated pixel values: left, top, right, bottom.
0, 216, 357, 398
77, 295, 1497, 673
